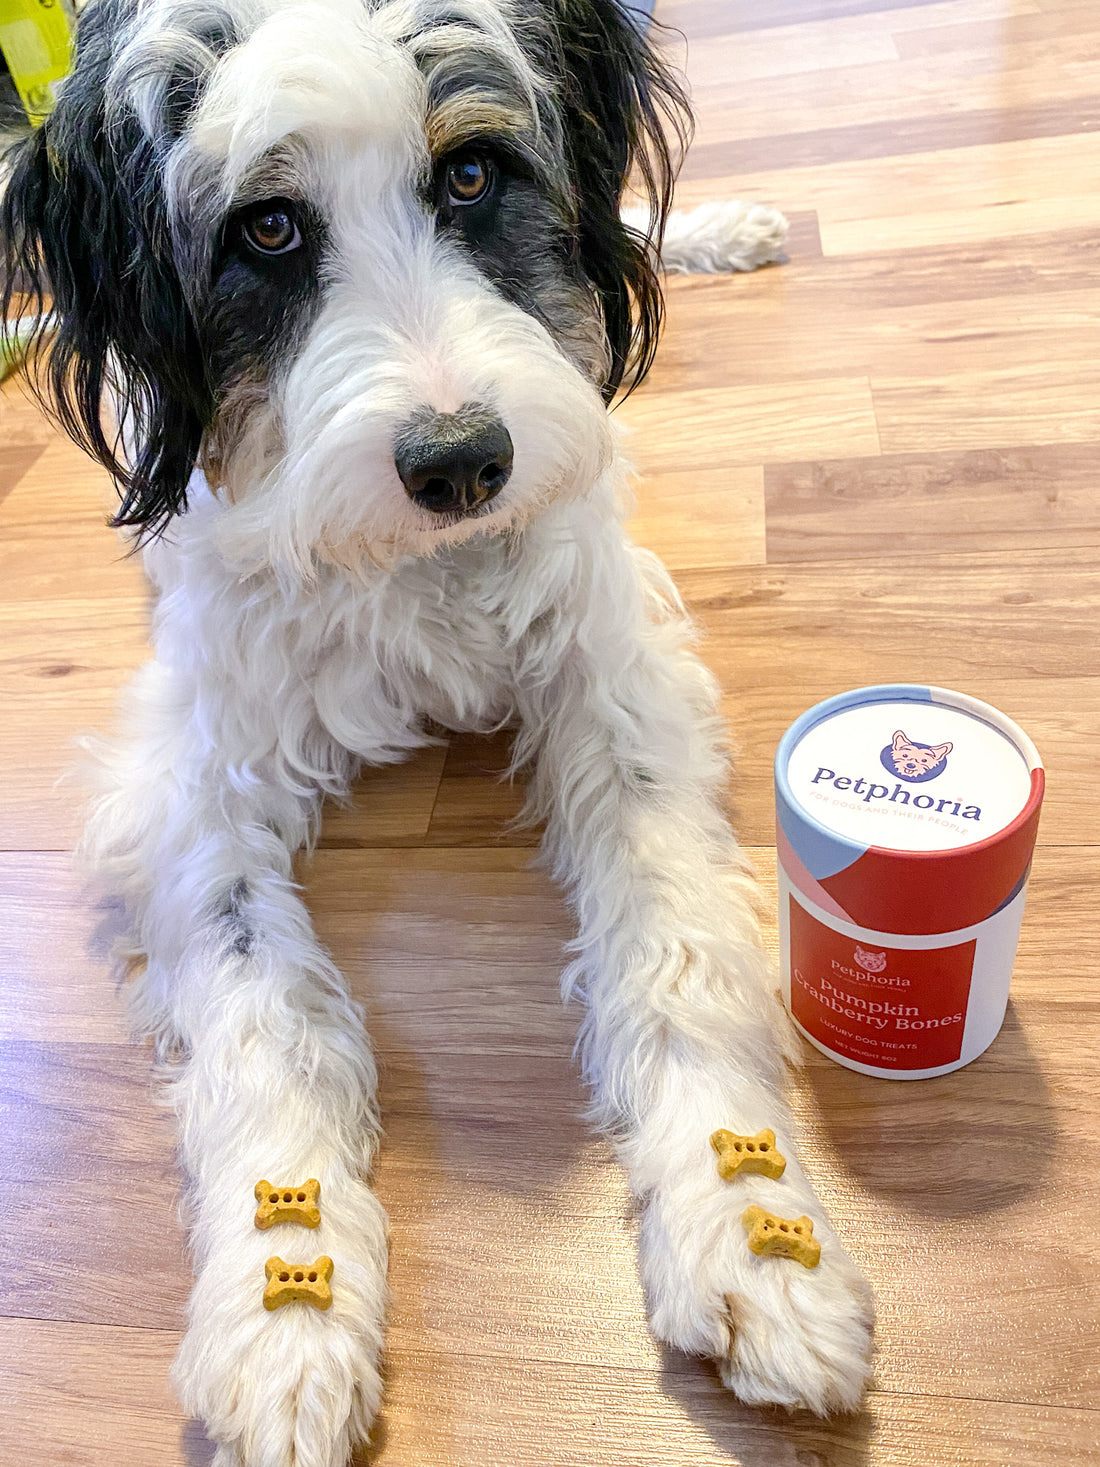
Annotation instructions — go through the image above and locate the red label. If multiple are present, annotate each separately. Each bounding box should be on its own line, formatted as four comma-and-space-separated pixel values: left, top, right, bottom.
788, 896, 976, 1071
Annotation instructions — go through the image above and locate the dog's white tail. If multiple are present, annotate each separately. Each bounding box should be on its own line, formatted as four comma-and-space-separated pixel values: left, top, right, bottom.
623, 199, 789, 275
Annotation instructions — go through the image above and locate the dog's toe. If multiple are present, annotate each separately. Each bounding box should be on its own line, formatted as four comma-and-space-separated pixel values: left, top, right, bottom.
177, 1304, 383, 1467
716, 1262, 875, 1415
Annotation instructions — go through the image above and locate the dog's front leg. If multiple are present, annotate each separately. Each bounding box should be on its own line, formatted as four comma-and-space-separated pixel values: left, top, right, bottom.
84, 663, 387, 1467
514, 536, 874, 1415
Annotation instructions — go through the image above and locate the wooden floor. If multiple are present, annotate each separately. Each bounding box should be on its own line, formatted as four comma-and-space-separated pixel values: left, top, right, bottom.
3, 0, 1100, 1462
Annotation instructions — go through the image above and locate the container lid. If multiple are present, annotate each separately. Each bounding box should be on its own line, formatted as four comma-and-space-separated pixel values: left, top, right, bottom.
778, 685, 1041, 855
775, 685, 1044, 935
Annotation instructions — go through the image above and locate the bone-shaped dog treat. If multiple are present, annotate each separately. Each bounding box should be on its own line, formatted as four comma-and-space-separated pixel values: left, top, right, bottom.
710, 1128, 786, 1181
263, 1256, 334, 1311
741, 1204, 820, 1269
709, 1120, 786, 1179
254, 1178, 321, 1230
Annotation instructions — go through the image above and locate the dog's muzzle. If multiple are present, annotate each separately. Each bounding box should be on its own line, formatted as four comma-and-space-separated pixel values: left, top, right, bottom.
394, 404, 513, 516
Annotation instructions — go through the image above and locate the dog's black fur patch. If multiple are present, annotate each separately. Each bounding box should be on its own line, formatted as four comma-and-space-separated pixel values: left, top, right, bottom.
539, 0, 689, 399
1, 0, 222, 538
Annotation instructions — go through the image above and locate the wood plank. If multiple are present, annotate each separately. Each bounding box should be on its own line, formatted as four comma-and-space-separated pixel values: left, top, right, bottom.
627, 465, 767, 571
688, 40, 1100, 146
617, 379, 881, 473
674, 22, 901, 87
0, 1173, 188, 1329
4, 832, 1094, 1048
682, 96, 1100, 179
661, 229, 1100, 322
364, 1358, 1100, 1467
680, 543, 1095, 663
657, 0, 977, 40
318, 743, 449, 847
419, 728, 533, 847
782, 207, 824, 259
893, 2, 1099, 57
0, 598, 150, 850
0, 1321, 191, 1466
672, 0, 1057, 90
872, 362, 1100, 452
0, 1041, 173, 1186
0, 440, 145, 604
0, 442, 45, 509
764, 444, 1100, 562
0, 376, 57, 448
647, 279, 1100, 393
0, 854, 134, 1043
669, 134, 1100, 250
679, 0, 1072, 86
823, 194, 1100, 255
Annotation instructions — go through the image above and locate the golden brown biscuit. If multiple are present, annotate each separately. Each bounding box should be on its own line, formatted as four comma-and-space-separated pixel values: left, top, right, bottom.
263, 1256, 334, 1311
741, 1204, 820, 1268
254, 1179, 322, 1230
710, 1128, 786, 1181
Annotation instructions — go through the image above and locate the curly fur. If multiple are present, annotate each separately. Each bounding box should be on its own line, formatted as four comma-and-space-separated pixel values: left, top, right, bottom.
1, 0, 870, 1460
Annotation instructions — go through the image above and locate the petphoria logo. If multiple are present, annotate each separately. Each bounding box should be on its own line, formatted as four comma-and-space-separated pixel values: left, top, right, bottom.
809, 764, 982, 822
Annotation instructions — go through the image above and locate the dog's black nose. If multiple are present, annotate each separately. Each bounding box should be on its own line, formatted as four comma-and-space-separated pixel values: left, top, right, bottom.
395, 407, 513, 515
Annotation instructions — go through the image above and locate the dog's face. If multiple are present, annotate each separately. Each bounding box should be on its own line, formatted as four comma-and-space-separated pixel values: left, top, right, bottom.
2, 0, 686, 570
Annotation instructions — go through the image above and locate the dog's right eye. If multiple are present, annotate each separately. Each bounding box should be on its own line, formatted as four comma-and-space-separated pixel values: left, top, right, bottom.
445, 153, 494, 207
241, 202, 302, 256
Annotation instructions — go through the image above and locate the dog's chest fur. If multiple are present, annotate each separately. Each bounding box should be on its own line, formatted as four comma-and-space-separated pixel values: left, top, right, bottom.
148, 487, 560, 763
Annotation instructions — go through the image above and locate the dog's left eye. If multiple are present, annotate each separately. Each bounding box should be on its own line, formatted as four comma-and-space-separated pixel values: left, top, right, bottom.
445, 153, 494, 207
241, 202, 302, 255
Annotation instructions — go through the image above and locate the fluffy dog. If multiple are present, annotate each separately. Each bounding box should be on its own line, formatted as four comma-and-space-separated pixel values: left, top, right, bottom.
2, 0, 873, 1461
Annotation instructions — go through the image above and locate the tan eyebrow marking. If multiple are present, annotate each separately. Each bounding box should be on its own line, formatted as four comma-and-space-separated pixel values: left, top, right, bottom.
426, 95, 532, 158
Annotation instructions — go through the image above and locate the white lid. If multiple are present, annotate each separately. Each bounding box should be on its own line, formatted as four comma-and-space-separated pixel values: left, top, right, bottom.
785, 696, 1033, 852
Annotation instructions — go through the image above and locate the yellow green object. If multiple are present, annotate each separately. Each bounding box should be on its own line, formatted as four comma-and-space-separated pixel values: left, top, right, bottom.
0, 0, 75, 125
0, 315, 48, 381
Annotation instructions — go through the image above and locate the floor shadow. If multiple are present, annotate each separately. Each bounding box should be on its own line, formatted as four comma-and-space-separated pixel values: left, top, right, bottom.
180, 1419, 217, 1466
85, 888, 141, 1010
659, 1347, 875, 1467
801, 1001, 1057, 1218
354, 1386, 394, 1466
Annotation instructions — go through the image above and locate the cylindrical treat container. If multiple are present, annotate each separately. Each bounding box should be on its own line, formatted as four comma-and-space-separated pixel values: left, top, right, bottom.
775, 685, 1044, 1079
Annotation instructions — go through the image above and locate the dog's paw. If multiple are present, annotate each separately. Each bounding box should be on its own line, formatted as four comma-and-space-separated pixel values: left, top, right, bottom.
640, 1152, 874, 1415
173, 1172, 389, 1467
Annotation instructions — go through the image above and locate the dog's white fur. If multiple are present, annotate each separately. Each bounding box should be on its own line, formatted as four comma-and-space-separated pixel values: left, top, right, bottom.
11, 0, 873, 1460
623, 198, 789, 274
89, 468, 874, 1465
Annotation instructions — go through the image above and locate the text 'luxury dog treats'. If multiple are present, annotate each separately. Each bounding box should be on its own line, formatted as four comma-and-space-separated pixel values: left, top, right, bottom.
775, 685, 1044, 1079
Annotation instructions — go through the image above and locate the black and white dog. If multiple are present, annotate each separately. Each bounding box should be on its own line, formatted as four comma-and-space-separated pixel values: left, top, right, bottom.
2, 0, 872, 1461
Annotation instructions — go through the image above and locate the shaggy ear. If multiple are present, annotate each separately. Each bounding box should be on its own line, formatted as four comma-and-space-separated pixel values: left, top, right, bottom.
550, 0, 690, 400
1, 67, 210, 538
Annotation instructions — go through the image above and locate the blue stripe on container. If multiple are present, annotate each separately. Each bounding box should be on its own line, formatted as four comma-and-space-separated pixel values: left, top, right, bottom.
775, 684, 935, 878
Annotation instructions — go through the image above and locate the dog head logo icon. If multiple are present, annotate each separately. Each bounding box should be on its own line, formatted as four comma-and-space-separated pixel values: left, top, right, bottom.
880, 729, 953, 783
853, 946, 887, 973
